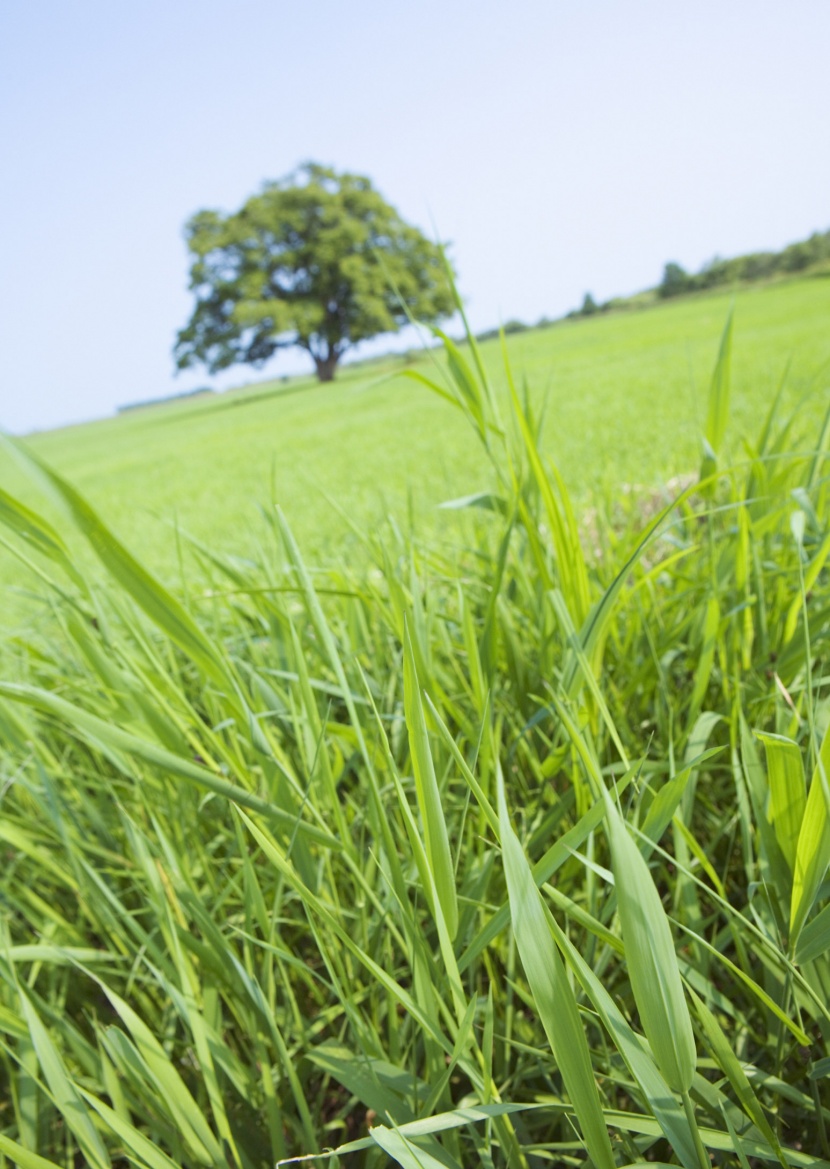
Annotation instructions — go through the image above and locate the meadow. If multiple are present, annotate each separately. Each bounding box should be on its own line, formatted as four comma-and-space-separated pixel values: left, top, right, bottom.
3, 274, 828, 620
0, 274, 828, 1167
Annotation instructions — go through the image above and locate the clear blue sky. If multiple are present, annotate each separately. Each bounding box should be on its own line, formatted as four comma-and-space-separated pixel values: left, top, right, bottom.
1, 0, 828, 433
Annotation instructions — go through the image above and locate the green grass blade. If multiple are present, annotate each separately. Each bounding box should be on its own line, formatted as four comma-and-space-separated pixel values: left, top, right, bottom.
0, 1135, 63, 1169
497, 766, 616, 1169
2, 436, 233, 689
790, 722, 830, 946
688, 985, 786, 1166
432, 328, 487, 443
403, 621, 458, 940
757, 732, 807, 873
604, 795, 697, 1094
17, 989, 111, 1169
794, 901, 830, 965
0, 680, 335, 841
80, 1090, 183, 1169
457, 762, 638, 973
87, 977, 225, 1166
0, 485, 86, 592
370, 1125, 460, 1169
700, 308, 734, 481
548, 913, 701, 1169
689, 596, 720, 717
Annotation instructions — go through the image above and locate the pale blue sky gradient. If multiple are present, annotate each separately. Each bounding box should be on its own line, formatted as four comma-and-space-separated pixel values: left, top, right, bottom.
1, 0, 828, 432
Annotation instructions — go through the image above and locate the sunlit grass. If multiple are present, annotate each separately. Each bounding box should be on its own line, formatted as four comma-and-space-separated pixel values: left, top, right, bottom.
0, 289, 828, 1165
2, 275, 828, 607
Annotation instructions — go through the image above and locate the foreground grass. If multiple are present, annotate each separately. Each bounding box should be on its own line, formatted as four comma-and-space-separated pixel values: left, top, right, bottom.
3, 275, 828, 609
0, 299, 829, 1165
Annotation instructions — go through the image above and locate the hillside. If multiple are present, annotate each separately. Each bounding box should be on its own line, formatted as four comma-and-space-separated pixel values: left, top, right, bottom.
2, 275, 828, 626
1, 279, 829, 1164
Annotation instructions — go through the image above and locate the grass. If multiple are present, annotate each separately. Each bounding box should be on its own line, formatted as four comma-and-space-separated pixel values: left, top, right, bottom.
2, 274, 828, 616
0, 277, 828, 1166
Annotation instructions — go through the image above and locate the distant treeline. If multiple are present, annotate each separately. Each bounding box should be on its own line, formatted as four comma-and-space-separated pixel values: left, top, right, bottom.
472, 224, 830, 341
474, 319, 534, 343
474, 297, 616, 339
117, 387, 213, 414
657, 226, 830, 299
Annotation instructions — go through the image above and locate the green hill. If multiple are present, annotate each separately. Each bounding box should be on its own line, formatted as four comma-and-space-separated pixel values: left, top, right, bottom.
2, 274, 829, 621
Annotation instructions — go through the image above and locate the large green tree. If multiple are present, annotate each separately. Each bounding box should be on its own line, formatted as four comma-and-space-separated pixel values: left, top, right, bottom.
175, 163, 455, 382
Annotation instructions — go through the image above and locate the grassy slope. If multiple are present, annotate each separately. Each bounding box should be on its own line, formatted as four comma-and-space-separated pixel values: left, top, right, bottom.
1, 299, 829, 1163
4, 275, 829, 593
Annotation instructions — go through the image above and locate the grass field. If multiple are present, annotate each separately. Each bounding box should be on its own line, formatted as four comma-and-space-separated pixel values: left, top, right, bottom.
3, 275, 828, 620
0, 272, 829, 1165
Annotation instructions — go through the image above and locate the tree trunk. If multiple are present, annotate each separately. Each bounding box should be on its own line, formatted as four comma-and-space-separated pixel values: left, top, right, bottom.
314, 353, 339, 382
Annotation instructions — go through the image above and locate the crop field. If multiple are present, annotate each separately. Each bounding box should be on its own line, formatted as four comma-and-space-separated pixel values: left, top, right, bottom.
2, 275, 828, 618
0, 275, 829, 1166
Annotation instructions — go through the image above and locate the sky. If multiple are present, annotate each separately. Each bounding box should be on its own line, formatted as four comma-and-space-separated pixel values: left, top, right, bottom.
1, 0, 829, 433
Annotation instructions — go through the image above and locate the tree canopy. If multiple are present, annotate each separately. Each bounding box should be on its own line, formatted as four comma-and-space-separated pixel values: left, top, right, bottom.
174, 163, 455, 382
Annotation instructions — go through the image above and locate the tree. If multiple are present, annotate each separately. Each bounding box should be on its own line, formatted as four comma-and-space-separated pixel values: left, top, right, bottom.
174, 163, 455, 383
658, 261, 693, 299
580, 292, 598, 315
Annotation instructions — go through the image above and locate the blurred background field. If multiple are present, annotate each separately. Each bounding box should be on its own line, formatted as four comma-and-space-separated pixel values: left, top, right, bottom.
3, 274, 828, 623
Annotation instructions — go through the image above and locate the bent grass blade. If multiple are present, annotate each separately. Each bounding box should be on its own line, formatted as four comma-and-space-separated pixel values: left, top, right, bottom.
603, 795, 697, 1097
497, 766, 616, 1169
403, 621, 459, 940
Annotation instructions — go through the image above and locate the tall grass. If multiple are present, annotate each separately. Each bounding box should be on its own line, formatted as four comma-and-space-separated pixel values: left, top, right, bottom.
0, 302, 828, 1167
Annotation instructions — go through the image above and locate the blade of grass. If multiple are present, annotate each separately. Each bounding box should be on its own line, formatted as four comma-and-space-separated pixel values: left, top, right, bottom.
757, 732, 807, 873
603, 794, 697, 1096
403, 621, 458, 939
497, 765, 616, 1169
